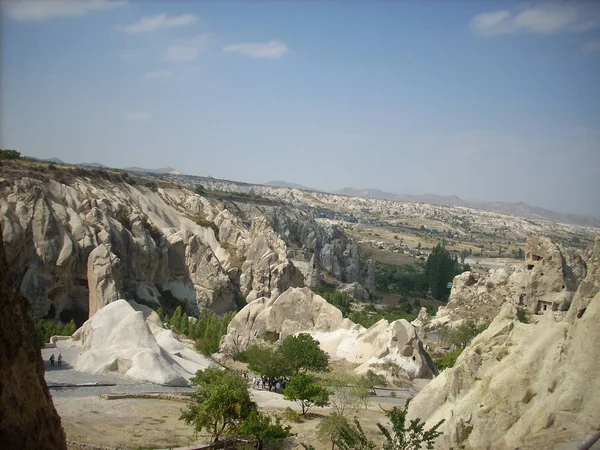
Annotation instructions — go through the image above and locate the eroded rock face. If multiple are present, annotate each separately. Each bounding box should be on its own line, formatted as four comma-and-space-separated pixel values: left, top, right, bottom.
220, 287, 437, 379
430, 236, 587, 328
408, 236, 600, 450
0, 230, 67, 450
0, 174, 355, 320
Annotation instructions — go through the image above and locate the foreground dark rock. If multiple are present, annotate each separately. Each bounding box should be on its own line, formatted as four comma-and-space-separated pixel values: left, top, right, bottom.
0, 228, 67, 449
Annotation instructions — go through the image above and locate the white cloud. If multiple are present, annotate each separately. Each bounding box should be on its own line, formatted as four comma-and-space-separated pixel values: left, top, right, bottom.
222, 40, 289, 59
119, 13, 197, 34
4, 0, 126, 22
162, 34, 210, 62
124, 112, 151, 120
583, 39, 600, 53
143, 70, 171, 79
471, 3, 600, 36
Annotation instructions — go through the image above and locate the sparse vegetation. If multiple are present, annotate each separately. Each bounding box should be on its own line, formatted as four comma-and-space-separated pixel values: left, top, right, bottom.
334, 399, 444, 450
192, 214, 219, 239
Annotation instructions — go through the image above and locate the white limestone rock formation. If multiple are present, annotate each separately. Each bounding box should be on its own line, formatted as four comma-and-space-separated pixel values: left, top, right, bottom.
69, 299, 214, 386
411, 307, 430, 328
407, 236, 600, 450
429, 236, 587, 329
220, 287, 437, 379
0, 171, 350, 321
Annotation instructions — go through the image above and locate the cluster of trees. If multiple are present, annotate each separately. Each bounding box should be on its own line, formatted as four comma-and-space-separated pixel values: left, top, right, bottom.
433, 319, 490, 370
318, 288, 420, 329
35, 318, 77, 347
239, 333, 329, 378
375, 263, 429, 298
318, 289, 353, 317
376, 242, 469, 302
180, 367, 293, 447
0, 149, 21, 160
157, 306, 235, 355
437, 319, 489, 350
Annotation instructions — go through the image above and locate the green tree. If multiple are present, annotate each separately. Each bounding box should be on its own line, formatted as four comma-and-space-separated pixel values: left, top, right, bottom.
354, 370, 387, 409
317, 413, 351, 450
434, 348, 463, 371
240, 344, 290, 378
64, 319, 77, 335
335, 399, 444, 450
179, 312, 189, 335
279, 333, 329, 374
239, 410, 293, 450
324, 373, 361, 417
283, 373, 330, 417
171, 306, 183, 332
180, 367, 256, 443
425, 242, 459, 300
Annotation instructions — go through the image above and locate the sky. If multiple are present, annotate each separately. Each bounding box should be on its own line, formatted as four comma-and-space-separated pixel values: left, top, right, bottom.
1, 0, 599, 217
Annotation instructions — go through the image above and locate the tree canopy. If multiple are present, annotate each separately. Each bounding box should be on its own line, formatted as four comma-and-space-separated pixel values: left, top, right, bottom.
180, 367, 256, 442
240, 333, 329, 377
283, 373, 331, 417
279, 333, 329, 374
425, 242, 461, 300
239, 410, 293, 450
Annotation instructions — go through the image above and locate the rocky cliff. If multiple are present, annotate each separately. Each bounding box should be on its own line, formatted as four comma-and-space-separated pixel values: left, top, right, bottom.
0, 229, 67, 449
407, 236, 600, 450
167, 173, 597, 244
219, 286, 437, 379
0, 164, 365, 323
429, 236, 587, 328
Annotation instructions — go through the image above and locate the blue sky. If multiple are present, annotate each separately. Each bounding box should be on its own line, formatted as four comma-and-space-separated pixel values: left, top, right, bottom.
1, 1, 599, 216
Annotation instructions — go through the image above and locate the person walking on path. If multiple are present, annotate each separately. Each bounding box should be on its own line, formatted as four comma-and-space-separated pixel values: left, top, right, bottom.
57, 353, 62, 366
49, 354, 55, 367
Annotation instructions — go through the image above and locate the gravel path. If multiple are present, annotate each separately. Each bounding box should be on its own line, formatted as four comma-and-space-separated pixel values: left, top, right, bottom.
42, 345, 193, 398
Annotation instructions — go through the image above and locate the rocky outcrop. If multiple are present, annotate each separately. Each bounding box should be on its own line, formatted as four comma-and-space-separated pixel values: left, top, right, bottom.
408, 236, 600, 450
170, 174, 597, 243
0, 170, 359, 322
68, 299, 215, 386
0, 230, 67, 449
220, 287, 437, 379
429, 236, 586, 328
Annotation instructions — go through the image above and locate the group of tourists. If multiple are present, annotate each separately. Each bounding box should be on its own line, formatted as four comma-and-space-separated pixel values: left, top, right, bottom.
252, 375, 288, 393
48, 353, 63, 368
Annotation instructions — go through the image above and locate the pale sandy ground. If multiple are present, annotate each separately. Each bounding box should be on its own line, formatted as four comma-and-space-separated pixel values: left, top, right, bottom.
57, 390, 391, 450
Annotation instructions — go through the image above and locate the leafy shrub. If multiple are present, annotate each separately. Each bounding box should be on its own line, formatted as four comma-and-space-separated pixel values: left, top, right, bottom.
0, 149, 21, 160
140, 216, 162, 241
282, 407, 303, 423
516, 307, 530, 323
115, 205, 131, 230
434, 348, 463, 371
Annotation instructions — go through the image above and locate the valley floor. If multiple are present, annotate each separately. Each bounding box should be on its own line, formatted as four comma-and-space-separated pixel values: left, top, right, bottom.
43, 347, 401, 449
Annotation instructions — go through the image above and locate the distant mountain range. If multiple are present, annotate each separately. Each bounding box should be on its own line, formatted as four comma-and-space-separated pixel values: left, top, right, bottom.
334, 188, 600, 227
123, 166, 182, 175
264, 180, 317, 191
